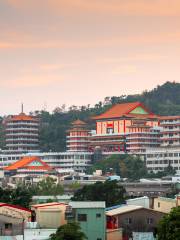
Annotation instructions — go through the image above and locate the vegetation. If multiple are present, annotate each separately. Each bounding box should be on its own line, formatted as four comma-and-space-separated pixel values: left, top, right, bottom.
0, 185, 32, 208
71, 180, 126, 207
50, 222, 87, 240
89, 154, 177, 180
35, 176, 64, 196
0, 177, 64, 208
89, 154, 147, 180
0, 81, 180, 151
158, 206, 180, 240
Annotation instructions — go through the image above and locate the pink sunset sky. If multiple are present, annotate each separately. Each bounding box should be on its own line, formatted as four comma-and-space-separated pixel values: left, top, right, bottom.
0, 0, 180, 115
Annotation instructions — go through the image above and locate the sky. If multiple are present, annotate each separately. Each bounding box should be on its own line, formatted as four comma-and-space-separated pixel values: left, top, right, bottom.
0, 0, 180, 115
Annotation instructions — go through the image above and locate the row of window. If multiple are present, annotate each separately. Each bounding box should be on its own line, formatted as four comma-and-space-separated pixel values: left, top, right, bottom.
147, 153, 180, 158
147, 160, 180, 165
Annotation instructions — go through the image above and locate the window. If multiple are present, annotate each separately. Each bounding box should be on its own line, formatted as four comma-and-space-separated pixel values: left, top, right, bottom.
5, 223, 12, 229
78, 214, 87, 222
96, 213, 101, 218
147, 218, 153, 224
158, 202, 160, 208
125, 218, 132, 224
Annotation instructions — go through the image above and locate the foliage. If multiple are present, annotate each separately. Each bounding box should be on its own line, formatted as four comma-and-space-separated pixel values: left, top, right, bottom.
38, 81, 180, 152
0, 177, 64, 208
0, 185, 32, 208
71, 180, 126, 207
158, 206, 180, 240
88, 154, 147, 180
89, 154, 178, 180
35, 177, 64, 196
50, 222, 87, 240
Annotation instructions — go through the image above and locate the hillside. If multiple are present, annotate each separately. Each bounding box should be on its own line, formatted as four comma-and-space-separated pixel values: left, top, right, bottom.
1, 81, 180, 152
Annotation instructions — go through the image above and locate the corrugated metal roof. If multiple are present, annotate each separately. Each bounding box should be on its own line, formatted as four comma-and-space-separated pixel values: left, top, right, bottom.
106, 205, 143, 216
69, 201, 106, 209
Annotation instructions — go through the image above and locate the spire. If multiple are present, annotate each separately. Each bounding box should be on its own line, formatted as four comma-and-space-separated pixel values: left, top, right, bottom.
21, 103, 24, 114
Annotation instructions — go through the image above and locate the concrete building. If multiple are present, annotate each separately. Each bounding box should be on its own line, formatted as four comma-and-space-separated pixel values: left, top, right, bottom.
146, 148, 180, 173
126, 196, 150, 208
68, 201, 106, 240
106, 205, 165, 239
66, 120, 91, 152
0, 152, 92, 173
0, 203, 31, 236
31, 202, 67, 228
153, 196, 179, 213
4, 111, 39, 154
159, 116, 180, 147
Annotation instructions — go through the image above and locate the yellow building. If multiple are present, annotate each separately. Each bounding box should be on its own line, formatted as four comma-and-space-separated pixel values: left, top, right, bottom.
31, 202, 67, 228
153, 196, 179, 213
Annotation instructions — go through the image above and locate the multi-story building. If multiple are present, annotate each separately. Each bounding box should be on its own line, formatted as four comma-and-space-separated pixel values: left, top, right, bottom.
0, 152, 92, 173
90, 102, 159, 153
146, 148, 180, 173
159, 116, 180, 147
68, 201, 106, 240
66, 120, 90, 152
146, 115, 180, 173
4, 112, 39, 154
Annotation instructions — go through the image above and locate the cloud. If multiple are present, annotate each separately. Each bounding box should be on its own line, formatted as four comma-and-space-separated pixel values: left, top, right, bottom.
5, 0, 180, 16
0, 74, 63, 88
0, 30, 180, 50
112, 65, 138, 75
47, 0, 180, 17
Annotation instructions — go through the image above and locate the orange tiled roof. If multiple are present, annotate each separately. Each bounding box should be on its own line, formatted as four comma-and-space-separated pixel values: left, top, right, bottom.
4, 156, 51, 171
71, 119, 86, 125
10, 113, 37, 122
92, 102, 155, 120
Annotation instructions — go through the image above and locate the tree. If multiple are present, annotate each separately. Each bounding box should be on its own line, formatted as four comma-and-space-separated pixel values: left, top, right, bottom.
158, 206, 180, 240
0, 185, 32, 208
36, 177, 64, 196
71, 180, 126, 207
88, 154, 147, 181
50, 222, 87, 240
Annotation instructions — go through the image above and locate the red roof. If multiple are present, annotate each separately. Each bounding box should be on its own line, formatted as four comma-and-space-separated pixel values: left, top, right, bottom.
92, 102, 156, 120
0, 203, 32, 213
9, 113, 37, 122
4, 156, 51, 171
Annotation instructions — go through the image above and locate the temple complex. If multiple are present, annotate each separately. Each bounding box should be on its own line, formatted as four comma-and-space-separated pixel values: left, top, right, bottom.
89, 102, 160, 153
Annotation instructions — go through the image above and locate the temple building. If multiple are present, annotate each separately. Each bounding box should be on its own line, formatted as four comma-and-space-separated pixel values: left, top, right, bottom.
4, 156, 51, 176
4, 111, 39, 154
90, 102, 160, 153
66, 120, 90, 152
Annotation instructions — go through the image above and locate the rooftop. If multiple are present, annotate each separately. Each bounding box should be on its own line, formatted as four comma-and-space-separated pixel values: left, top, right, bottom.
92, 102, 157, 120
106, 205, 143, 216
8, 113, 38, 122
69, 201, 106, 209
71, 119, 86, 125
4, 156, 51, 171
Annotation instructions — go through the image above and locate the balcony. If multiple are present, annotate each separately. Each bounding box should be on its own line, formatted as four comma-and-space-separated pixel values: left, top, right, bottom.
6, 127, 38, 131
